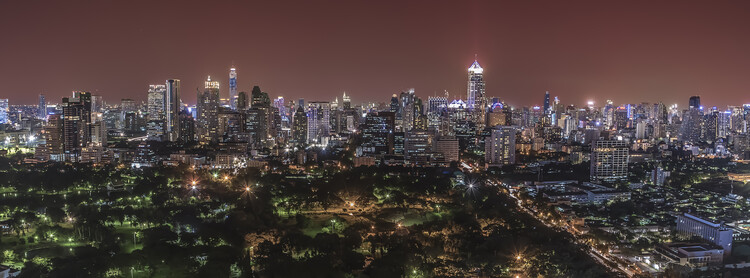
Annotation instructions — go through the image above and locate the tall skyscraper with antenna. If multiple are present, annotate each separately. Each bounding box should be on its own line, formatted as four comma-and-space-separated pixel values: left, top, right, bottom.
229, 67, 238, 110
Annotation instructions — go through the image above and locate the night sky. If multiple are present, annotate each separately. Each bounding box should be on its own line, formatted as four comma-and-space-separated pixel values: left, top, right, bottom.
2, 0, 750, 108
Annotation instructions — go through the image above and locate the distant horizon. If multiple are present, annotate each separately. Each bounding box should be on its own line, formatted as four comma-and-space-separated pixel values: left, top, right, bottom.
3, 1, 750, 107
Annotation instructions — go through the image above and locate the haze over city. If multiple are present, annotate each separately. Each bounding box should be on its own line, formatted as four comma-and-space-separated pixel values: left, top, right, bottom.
4, 1, 750, 277
3, 0, 750, 107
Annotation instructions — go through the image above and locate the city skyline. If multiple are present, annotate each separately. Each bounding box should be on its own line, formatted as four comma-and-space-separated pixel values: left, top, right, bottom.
3, 1, 750, 107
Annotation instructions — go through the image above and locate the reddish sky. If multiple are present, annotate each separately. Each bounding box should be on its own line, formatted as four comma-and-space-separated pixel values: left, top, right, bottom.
2, 0, 750, 108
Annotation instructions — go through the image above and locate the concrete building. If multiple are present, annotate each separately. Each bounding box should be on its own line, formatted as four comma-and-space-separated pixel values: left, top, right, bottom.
676, 213, 733, 256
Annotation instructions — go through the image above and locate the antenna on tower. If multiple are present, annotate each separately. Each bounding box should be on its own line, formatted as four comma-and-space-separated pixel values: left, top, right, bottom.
474, 53, 477, 61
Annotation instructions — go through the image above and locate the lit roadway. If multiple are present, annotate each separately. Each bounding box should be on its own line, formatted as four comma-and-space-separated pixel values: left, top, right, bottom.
461, 162, 636, 277
485, 176, 637, 277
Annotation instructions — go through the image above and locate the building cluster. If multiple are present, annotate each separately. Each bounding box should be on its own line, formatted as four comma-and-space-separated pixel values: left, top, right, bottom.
0, 59, 746, 173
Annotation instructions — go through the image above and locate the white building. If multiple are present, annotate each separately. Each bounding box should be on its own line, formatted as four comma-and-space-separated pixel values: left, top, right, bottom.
676, 213, 733, 256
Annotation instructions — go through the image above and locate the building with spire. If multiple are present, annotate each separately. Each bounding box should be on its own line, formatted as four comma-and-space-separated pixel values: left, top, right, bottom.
467, 58, 486, 130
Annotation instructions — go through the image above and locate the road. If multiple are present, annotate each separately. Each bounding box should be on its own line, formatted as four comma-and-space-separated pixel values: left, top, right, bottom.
481, 176, 638, 277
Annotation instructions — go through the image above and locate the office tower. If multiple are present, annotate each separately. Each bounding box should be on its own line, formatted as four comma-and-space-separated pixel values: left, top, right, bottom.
91, 95, 103, 113
427, 96, 448, 132
0, 99, 8, 124
466, 59, 485, 109
292, 105, 308, 145
306, 101, 331, 145
390, 94, 399, 113
38, 94, 46, 119
147, 85, 166, 121
229, 67, 238, 110
543, 91, 550, 113
273, 97, 287, 125
90, 112, 107, 146
251, 86, 270, 107
718, 110, 731, 138
197, 76, 220, 143
399, 89, 417, 131
702, 110, 719, 142
361, 111, 395, 156
178, 109, 195, 142
676, 213, 733, 256
147, 84, 167, 141
246, 107, 268, 146
237, 91, 248, 110
218, 110, 244, 142
689, 96, 701, 109
342, 92, 351, 110
590, 138, 629, 182
434, 136, 459, 162
42, 114, 64, 160
485, 126, 516, 166
679, 106, 703, 143
165, 79, 181, 142
404, 130, 434, 165
62, 91, 92, 161
614, 107, 628, 129
467, 59, 486, 129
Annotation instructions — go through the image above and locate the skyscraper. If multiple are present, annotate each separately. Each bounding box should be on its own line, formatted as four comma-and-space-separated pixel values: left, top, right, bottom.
0, 99, 8, 124
197, 76, 220, 143
165, 79, 181, 141
689, 95, 701, 109
590, 138, 629, 182
466, 60, 485, 109
467, 59, 486, 129
229, 67, 238, 110
543, 91, 550, 113
147, 84, 167, 141
38, 94, 46, 119
62, 91, 92, 161
237, 91, 248, 110
306, 101, 331, 145
292, 105, 308, 145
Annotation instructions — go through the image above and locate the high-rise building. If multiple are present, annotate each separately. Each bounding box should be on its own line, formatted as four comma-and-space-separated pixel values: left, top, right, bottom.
434, 136, 459, 163
679, 107, 703, 143
404, 130, 434, 165
543, 91, 550, 113
229, 67, 238, 110
292, 105, 308, 145
178, 109, 195, 142
62, 91, 92, 161
237, 91, 248, 110
466, 60, 485, 109
38, 94, 46, 119
306, 101, 331, 145
467, 59, 486, 129
342, 92, 351, 110
485, 126, 516, 166
590, 138, 629, 182
361, 111, 395, 156
689, 96, 701, 109
42, 114, 64, 160
147, 84, 167, 141
197, 76, 220, 143
91, 95, 103, 113
0, 99, 8, 124
165, 79, 181, 141
251, 86, 270, 107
